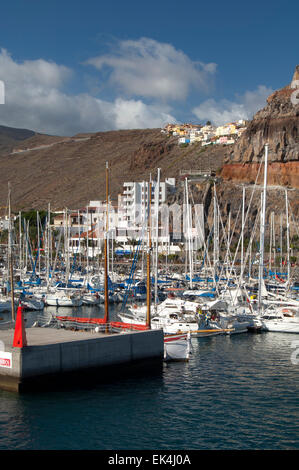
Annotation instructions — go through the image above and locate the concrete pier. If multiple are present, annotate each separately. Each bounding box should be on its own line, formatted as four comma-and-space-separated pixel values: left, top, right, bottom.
0, 327, 164, 392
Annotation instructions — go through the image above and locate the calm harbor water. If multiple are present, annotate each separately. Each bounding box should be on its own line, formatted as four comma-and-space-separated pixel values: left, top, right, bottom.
0, 304, 298, 450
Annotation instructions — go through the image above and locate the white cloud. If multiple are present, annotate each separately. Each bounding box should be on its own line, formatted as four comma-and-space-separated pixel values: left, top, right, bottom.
192, 85, 273, 125
87, 37, 217, 101
0, 48, 176, 135
0, 48, 71, 90
113, 98, 175, 129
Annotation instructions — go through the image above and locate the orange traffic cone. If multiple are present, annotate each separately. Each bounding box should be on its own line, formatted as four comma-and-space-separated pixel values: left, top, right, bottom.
13, 303, 27, 348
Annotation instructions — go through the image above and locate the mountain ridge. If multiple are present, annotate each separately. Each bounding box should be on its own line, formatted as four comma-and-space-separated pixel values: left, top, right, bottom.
0, 124, 36, 155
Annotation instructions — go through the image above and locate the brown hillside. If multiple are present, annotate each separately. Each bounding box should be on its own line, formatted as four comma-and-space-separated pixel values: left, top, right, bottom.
0, 128, 228, 211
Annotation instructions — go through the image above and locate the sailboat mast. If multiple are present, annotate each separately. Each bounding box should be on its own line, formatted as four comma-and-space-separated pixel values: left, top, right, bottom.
111, 229, 114, 283
249, 234, 252, 279
185, 178, 193, 289
280, 214, 283, 272
240, 186, 245, 282
25, 220, 28, 272
213, 184, 219, 276
104, 161, 109, 326
183, 182, 187, 279
8, 183, 15, 322
64, 206, 69, 286
154, 168, 160, 312
78, 210, 81, 268
86, 205, 89, 283
19, 211, 22, 283
258, 143, 268, 311
37, 211, 40, 276
226, 211, 231, 268
269, 211, 273, 274
141, 181, 146, 279
48, 203, 51, 285
285, 189, 290, 283
272, 212, 276, 278
146, 179, 152, 329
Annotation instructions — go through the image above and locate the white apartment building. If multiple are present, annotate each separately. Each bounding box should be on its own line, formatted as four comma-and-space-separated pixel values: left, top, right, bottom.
121, 178, 176, 227
117, 178, 178, 254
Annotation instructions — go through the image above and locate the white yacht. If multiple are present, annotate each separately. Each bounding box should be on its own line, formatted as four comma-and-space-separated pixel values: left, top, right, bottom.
261, 307, 299, 333
44, 289, 83, 307
150, 310, 199, 335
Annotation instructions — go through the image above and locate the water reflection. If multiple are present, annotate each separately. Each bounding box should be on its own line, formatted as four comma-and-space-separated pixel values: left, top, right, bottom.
0, 392, 34, 449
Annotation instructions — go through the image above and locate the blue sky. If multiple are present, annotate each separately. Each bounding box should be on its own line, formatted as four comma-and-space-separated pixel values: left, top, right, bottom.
0, 0, 298, 135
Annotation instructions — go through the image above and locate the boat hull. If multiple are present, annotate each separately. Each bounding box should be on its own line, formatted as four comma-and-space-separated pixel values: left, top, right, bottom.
45, 297, 83, 307
261, 321, 299, 333
164, 333, 191, 362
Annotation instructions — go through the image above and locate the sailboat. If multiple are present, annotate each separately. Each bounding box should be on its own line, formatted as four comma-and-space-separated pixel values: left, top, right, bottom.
255, 144, 299, 333
146, 174, 192, 360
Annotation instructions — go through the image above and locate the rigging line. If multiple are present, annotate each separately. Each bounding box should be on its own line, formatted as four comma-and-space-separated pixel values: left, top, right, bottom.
217, 204, 239, 287
188, 188, 213, 271
232, 207, 261, 305
222, 204, 242, 289
224, 159, 264, 290
243, 207, 260, 274
32, 213, 46, 276
22, 218, 35, 273
282, 200, 298, 291
121, 218, 148, 312
213, 187, 241, 283
189, 187, 219, 292
48, 229, 63, 289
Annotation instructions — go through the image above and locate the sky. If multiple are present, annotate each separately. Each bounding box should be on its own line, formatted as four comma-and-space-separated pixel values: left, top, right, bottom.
0, 0, 298, 136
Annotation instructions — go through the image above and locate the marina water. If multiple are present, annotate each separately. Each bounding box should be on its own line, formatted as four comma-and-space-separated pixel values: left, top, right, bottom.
0, 304, 298, 450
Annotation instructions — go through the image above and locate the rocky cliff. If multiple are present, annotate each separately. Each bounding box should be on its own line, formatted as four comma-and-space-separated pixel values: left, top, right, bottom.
222, 65, 299, 187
